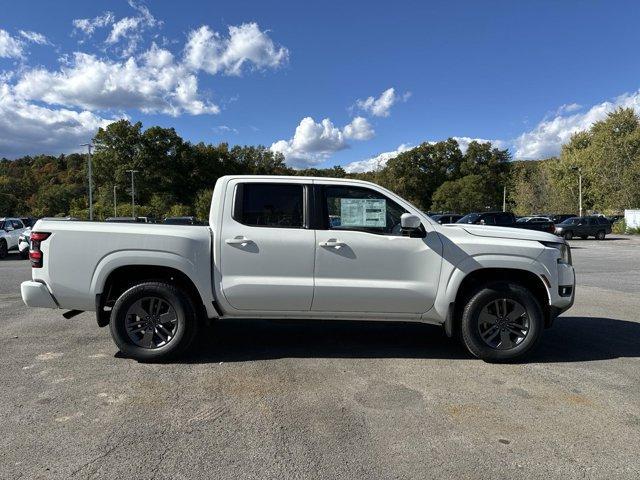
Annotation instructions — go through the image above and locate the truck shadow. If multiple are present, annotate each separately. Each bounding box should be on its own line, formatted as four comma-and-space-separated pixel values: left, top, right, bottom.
181, 315, 640, 364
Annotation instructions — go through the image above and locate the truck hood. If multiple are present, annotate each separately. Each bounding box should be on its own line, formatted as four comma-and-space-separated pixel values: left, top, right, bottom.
444, 224, 561, 242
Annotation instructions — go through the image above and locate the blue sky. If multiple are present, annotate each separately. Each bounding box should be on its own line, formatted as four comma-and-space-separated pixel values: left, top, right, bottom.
1, 0, 639, 170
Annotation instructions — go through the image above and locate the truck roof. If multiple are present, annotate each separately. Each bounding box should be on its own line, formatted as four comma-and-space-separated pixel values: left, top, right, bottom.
217, 174, 377, 186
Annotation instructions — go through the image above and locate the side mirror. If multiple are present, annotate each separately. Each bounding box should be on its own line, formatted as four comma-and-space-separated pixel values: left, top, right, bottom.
401, 213, 424, 238
401, 213, 421, 229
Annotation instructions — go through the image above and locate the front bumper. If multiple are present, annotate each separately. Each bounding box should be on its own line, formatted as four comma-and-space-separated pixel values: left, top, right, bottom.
21, 281, 58, 308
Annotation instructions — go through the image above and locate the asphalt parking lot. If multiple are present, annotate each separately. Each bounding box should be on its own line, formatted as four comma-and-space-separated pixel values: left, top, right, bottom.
1, 236, 639, 480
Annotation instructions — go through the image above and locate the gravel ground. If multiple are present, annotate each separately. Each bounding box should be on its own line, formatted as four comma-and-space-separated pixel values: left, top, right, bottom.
0, 235, 639, 480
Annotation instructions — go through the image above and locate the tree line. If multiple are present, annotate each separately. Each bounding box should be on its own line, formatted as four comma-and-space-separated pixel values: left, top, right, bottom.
1, 108, 639, 220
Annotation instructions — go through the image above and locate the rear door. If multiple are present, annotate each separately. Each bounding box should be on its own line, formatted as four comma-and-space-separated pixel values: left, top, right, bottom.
219, 180, 316, 311
312, 183, 442, 314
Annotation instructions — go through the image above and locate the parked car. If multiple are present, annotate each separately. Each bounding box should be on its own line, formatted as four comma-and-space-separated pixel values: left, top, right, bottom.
549, 214, 576, 224
18, 228, 31, 259
554, 216, 612, 240
163, 216, 204, 225
457, 212, 555, 233
20, 217, 39, 228
431, 213, 463, 224
21, 175, 575, 363
515, 216, 556, 234
0, 217, 28, 259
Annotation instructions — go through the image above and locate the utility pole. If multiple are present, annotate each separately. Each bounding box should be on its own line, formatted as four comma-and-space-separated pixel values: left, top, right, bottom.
126, 170, 139, 218
113, 185, 117, 217
503, 186, 506, 212
578, 172, 583, 217
80, 143, 94, 221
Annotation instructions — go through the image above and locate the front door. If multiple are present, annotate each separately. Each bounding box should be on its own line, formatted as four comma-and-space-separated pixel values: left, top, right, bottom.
312, 184, 442, 314
220, 181, 315, 311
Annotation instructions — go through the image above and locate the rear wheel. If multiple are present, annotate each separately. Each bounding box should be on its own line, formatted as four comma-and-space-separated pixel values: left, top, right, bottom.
563, 231, 573, 240
460, 282, 544, 362
109, 282, 198, 362
595, 230, 606, 240
0, 240, 7, 259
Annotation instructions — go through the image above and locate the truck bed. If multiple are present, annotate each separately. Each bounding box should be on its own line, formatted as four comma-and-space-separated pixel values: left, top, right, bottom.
30, 220, 214, 313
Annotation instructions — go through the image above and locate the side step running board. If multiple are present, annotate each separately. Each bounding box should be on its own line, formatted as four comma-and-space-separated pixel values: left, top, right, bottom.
62, 310, 84, 319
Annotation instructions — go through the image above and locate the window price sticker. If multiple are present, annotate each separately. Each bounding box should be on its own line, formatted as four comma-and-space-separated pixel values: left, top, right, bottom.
340, 198, 386, 227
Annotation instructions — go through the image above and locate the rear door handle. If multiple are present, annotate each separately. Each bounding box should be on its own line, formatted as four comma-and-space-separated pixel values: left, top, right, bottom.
319, 240, 346, 247
225, 236, 253, 245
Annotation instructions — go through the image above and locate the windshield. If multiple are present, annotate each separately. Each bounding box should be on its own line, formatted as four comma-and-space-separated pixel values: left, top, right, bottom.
559, 217, 580, 225
457, 213, 481, 224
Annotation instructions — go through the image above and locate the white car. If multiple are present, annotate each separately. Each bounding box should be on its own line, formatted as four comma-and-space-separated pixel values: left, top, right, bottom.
21, 176, 575, 362
0, 217, 28, 259
18, 227, 31, 259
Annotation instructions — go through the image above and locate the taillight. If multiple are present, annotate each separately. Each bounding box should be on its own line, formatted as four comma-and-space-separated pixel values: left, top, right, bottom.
30, 232, 50, 268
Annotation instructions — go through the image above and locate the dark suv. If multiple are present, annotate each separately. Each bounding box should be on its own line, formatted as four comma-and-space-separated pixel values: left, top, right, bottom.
554, 216, 612, 240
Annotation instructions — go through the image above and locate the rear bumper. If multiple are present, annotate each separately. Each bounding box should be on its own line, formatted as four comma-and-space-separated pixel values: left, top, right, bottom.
21, 281, 58, 308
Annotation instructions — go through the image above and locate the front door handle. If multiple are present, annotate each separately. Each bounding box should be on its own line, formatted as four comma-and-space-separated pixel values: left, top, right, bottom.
225, 236, 253, 245
319, 240, 346, 248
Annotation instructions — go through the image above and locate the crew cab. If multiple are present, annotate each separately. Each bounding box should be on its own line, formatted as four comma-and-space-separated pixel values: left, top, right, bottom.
21, 176, 575, 362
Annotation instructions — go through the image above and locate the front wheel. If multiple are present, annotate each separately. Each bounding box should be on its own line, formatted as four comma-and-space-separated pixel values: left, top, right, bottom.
460, 282, 544, 362
109, 282, 198, 362
563, 231, 573, 240
595, 230, 606, 240
0, 240, 7, 259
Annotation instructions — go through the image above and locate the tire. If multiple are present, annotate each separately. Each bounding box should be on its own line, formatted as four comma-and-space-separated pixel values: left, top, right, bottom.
595, 230, 606, 240
563, 231, 573, 240
20, 249, 29, 260
0, 240, 7, 259
109, 282, 198, 362
460, 282, 544, 362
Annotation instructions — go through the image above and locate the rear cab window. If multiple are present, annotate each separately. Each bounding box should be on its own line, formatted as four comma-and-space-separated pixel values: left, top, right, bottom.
233, 183, 305, 228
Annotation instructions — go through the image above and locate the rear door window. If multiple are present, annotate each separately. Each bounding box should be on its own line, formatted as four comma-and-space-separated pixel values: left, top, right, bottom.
235, 183, 304, 228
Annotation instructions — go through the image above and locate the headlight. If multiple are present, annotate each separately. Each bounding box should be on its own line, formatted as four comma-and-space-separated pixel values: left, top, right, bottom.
540, 241, 572, 265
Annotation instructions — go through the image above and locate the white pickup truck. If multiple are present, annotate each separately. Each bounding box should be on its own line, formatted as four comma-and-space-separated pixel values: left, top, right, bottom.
21, 175, 575, 362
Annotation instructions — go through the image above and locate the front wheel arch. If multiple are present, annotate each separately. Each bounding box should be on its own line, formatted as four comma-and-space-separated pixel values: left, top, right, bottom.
450, 268, 550, 338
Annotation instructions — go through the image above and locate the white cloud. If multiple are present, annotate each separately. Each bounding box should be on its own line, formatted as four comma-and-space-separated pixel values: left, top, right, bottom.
213, 125, 238, 134
13, 44, 219, 116
0, 29, 23, 58
271, 116, 376, 167
19, 30, 50, 45
452, 136, 506, 153
355, 87, 409, 117
513, 90, 640, 159
0, 83, 115, 157
555, 103, 581, 115
72, 12, 115, 36
106, 2, 159, 56
343, 116, 374, 140
184, 23, 289, 76
343, 144, 413, 173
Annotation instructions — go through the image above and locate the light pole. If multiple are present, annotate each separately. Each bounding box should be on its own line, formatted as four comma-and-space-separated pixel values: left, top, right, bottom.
113, 185, 117, 217
126, 170, 138, 218
571, 166, 583, 216
80, 143, 93, 221
503, 185, 507, 212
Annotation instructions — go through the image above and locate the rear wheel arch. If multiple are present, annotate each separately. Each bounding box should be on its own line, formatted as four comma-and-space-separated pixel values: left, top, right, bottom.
450, 267, 551, 337
97, 265, 206, 327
